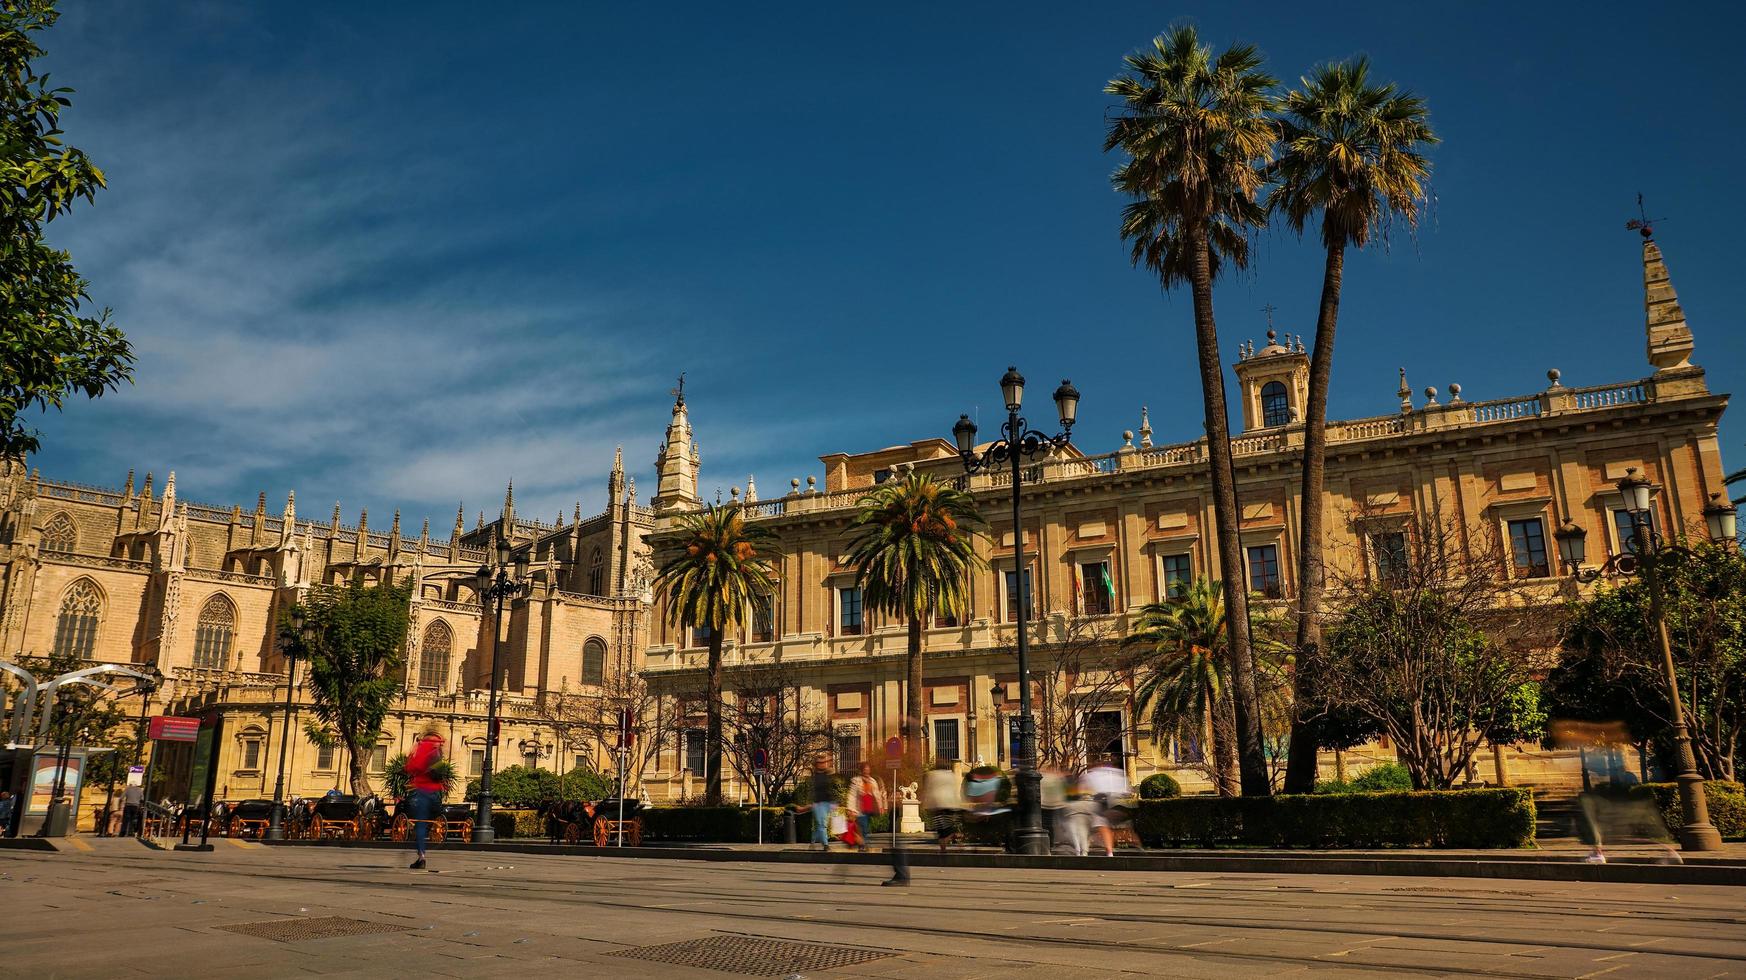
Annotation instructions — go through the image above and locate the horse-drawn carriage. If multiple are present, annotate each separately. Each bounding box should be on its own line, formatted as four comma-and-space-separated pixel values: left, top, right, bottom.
308, 794, 387, 840
226, 799, 276, 838
388, 800, 474, 843
586, 799, 643, 847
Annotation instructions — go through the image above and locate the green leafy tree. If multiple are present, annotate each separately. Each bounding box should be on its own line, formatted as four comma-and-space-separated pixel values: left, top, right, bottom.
6, 650, 136, 805
297, 580, 411, 796
463, 765, 611, 807
1268, 58, 1437, 793
843, 472, 985, 769
1106, 26, 1277, 795
0, 1, 133, 456
653, 504, 781, 804
1125, 579, 1288, 796
1558, 541, 1746, 780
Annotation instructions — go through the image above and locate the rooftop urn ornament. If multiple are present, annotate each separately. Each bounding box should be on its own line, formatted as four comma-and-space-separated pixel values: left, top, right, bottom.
1138, 406, 1153, 449
1423, 386, 1438, 405
1397, 367, 1412, 411
806, 475, 816, 493
1448, 383, 1463, 404
1547, 368, 1563, 388
790, 478, 800, 494
1121, 429, 1134, 450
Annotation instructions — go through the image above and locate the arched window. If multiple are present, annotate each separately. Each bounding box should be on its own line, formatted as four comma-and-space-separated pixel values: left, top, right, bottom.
1261, 381, 1291, 428
419, 620, 453, 690
192, 593, 236, 669
51, 579, 103, 658
588, 547, 605, 595
581, 638, 607, 685
40, 513, 76, 554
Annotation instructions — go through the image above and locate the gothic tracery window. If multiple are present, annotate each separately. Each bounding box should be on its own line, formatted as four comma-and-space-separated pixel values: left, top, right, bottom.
192, 593, 237, 669
40, 513, 77, 554
588, 547, 605, 595
51, 579, 103, 659
419, 620, 453, 690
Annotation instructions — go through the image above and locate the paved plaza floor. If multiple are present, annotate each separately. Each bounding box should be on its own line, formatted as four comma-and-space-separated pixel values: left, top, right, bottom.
4, 838, 1745, 979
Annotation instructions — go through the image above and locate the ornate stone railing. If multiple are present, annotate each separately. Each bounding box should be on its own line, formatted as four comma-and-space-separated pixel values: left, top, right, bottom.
1327, 414, 1407, 441
1469, 396, 1542, 424
41, 552, 153, 572
422, 597, 481, 615
1569, 380, 1646, 410
185, 568, 277, 587
39, 481, 127, 507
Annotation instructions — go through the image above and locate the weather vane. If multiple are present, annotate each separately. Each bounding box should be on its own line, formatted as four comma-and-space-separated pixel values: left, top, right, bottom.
1626, 192, 1664, 240
1261, 303, 1277, 330
672, 371, 686, 404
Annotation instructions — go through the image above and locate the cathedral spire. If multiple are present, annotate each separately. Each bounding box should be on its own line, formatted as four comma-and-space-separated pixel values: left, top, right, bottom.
1641, 231, 1696, 374
452, 503, 464, 540
608, 444, 626, 509
502, 480, 515, 530
653, 380, 700, 512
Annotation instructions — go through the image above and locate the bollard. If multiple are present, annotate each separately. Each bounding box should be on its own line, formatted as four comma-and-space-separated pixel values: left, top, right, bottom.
783, 807, 796, 844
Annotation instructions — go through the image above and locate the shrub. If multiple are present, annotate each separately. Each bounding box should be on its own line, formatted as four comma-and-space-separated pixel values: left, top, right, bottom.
488, 808, 547, 840
1630, 781, 1745, 839
1351, 763, 1414, 793
464, 765, 612, 807
641, 806, 786, 842
1139, 773, 1182, 799
1131, 789, 1534, 849
384, 753, 457, 799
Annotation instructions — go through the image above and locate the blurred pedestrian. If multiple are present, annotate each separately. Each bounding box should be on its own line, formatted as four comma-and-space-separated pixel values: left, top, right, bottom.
403, 725, 445, 871
923, 762, 965, 851
1039, 765, 1068, 851
0, 790, 13, 837
808, 755, 836, 851
847, 762, 886, 853
1081, 754, 1131, 857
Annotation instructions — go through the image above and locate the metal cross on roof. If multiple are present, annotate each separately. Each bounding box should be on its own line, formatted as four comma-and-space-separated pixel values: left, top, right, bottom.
1626, 192, 1664, 240
671, 372, 686, 404
1261, 303, 1277, 329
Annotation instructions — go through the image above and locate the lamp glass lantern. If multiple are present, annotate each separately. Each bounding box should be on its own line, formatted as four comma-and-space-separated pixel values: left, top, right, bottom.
1618, 469, 1653, 515
495, 536, 512, 567
953, 414, 978, 455
1704, 493, 1738, 544
1553, 520, 1587, 569
1052, 379, 1079, 429
513, 551, 531, 581
1000, 366, 1025, 412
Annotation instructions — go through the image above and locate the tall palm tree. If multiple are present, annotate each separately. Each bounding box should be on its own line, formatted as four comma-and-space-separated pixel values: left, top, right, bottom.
1268, 58, 1436, 793
1106, 25, 1277, 795
653, 504, 781, 805
1126, 580, 1240, 795
843, 472, 985, 770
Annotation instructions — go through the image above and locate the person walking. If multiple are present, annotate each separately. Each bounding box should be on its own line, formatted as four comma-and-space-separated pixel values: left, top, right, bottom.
808, 755, 836, 851
404, 726, 445, 871
922, 762, 965, 852
846, 762, 886, 853
0, 790, 14, 838
120, 781, 144, 838
1081, 754, 1132, 857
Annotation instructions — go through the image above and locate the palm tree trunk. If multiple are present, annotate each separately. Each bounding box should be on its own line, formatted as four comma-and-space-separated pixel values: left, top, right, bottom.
1212, 698, 1239, 797
1284, 241, 1346, 794
1186, 215, 1269, 796
905, 613, 924, 771
705, 630, 724, 805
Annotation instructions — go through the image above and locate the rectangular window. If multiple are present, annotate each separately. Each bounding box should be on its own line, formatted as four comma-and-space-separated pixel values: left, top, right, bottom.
1613, 508, 1658, 556
684, 728, 707, 774
751, 594, 774, 643
1003, 568, 1033, 623
932, 718, 961, 764
871, 468, 891, 485
1174, 725, 1204, 764
241, 740, 261, 771
370, 744, 388, 773
1079, 559, 1114, 615
838, 587, 864, 635
1507, 518, 1549, 578
1159, 553, 1192, 600
1246, 544, 1282, 598
1372, 531, 1408, 582
933, 611, 958, 628
835, 733, 862, 769
1085, 710, 1124, 765
315, 743, 336, 772
690, 624, 712, 648
470, 749, 485, 776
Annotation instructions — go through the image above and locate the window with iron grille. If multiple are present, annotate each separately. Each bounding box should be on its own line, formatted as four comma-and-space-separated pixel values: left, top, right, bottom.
1159, 553, 1192, 599
932, 718, 960, 764
316, 742, 336, 771
1372, 532, 1408, 582
1261, 381, 1291, 427
684, 728, 707, 774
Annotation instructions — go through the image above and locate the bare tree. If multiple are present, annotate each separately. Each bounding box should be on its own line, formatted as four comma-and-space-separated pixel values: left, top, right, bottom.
984, 616, 1134, 772
1313, 506, 1542, 789
716, 662, 833, 801
533, 668, 675, 796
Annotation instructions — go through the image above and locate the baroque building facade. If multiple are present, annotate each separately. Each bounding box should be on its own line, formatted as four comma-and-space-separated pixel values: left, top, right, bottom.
0, 236, 1733, 815
639, 237, 1732, 797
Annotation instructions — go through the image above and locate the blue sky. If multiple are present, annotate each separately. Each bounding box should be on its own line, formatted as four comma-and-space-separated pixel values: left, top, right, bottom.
30, 2, 1746, 529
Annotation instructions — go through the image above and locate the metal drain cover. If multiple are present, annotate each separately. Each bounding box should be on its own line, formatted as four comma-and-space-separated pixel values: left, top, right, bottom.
217, 916, 409, 943
610, 935, 892, 976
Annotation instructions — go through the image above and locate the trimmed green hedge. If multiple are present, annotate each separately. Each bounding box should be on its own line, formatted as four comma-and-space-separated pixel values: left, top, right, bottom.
1139, 773, 1182, 799
1132, 789, 1535, 849
1630, 781, 1745, 839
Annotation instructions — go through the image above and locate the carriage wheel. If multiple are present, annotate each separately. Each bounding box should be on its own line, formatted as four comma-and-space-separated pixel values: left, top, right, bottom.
593, 820, 609, 847
563, 822, 581, 845
457, 819, 472, 843
311, 816, 326, 839
629, 820, 643, 847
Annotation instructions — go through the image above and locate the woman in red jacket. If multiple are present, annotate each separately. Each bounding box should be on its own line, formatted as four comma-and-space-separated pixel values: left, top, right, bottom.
404, 726, 445, 870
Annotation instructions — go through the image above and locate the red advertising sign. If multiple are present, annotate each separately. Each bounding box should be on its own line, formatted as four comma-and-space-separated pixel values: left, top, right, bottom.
148, 716, 201, 743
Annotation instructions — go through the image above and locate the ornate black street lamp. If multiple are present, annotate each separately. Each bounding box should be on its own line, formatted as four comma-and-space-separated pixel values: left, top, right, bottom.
953, 366, 1078, 856
473, 535, 533, 844
267, 607, 311, 842
1552, 469, 1739, 851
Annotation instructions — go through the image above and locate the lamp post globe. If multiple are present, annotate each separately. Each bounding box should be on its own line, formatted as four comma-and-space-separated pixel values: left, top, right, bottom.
1052, 379, 1080, 430
1000, 366, 1025, 412
1618, 467, 1654, 516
